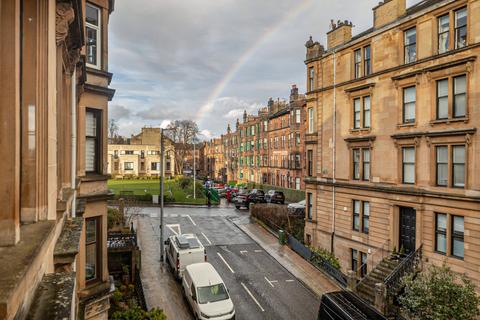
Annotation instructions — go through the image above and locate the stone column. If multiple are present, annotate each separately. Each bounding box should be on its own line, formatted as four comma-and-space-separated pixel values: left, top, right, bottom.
347, 270, 357, 291
0, 0, 21, 245
375, 282, 387, 314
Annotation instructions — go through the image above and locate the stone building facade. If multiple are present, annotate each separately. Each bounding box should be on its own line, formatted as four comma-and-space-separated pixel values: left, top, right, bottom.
0, 0, 115, 319
304, 0, 480, 286
208, 86, 307, 190
108, 127, 176, 178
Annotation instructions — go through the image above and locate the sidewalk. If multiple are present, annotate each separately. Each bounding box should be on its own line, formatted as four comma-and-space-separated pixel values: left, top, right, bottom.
236, 221, 341, 297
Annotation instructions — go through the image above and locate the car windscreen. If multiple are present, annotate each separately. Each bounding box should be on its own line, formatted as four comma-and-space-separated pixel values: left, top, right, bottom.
197, 283, 229, 304
256, 190, 265, 195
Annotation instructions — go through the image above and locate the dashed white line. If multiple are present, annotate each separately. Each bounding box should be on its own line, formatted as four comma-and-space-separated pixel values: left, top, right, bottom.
285, 279, 295, 282
186, 215, 197, 226
201, 232, 212, 245
241, 282, 265, 312
254, 250, 263, 253
217, 252, 235, 274
240, 250, 248, 254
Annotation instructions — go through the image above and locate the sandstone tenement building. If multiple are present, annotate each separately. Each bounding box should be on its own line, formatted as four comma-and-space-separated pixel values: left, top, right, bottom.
207, 85, 307, 190
0, 0, 115, 318
304, 0, 480, 287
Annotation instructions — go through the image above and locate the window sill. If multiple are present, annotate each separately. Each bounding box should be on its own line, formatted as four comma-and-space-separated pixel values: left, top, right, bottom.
350, 128, 371, 134
397, 122, 416, 128
430, 117, 469, 126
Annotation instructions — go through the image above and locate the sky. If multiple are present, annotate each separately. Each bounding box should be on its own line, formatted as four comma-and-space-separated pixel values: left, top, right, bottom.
109, 0, 422, 140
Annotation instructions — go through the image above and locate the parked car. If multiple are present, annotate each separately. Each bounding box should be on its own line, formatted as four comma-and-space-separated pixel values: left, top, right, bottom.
234, 189, 266, 209
183, 262, 235, 320
265, 190, 285, 204
288, 199, 306, 216
225, 187, 238, 202
288, 199, 306, 210
165, 234, 206, 279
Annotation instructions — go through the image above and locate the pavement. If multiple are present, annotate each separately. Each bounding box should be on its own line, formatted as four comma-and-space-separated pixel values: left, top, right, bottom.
134, 204, 335, 319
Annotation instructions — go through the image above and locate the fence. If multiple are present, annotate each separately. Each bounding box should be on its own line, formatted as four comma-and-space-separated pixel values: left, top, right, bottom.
134, 269, 148, 310
287, 235, 348, 288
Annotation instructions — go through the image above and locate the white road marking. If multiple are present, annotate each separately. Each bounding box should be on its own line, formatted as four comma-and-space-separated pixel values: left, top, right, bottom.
254, 250, 263, 253
240, 250, 248, 254
241, 282, 265, 312
217, 252, 235, 274
201, 232, 212, 245
186, 215, 197, 226
264, 276, 278, 288
285, 279, 295, 282
166, 224, 181, 236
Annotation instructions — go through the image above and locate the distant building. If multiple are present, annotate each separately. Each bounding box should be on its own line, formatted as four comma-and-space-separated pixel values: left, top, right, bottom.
108, 127, 176, 178
206, 85, 307, 189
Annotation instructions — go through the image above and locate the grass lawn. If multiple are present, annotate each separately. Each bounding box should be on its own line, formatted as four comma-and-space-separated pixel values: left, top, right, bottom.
108, 179, 212, 205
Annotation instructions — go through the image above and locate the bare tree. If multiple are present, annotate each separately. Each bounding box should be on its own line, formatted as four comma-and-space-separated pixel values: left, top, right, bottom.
165, 120, 199, 174
109, 119, 119, 140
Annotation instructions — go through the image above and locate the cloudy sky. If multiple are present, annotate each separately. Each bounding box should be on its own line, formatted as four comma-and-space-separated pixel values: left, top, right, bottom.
109, 0, 422, 140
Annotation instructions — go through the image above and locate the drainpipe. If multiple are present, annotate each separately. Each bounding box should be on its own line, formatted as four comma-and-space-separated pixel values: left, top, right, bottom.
331, 50, 337, 253
71, 68, 77, 218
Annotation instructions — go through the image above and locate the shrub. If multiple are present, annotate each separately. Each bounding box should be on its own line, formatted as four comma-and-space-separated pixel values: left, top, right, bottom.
178, 176, 192, 189
111, 305, 167, 320
108, 208, 124, 230
399, 264, 480, 320
310, 246, 341, 270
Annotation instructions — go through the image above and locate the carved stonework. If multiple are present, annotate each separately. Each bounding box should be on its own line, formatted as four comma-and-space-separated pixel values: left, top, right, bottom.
56, 2, 75, 46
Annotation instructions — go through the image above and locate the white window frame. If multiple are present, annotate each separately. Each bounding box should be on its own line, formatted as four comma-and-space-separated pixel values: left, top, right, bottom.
308, 108, 314, 134
86, 3, 102, 69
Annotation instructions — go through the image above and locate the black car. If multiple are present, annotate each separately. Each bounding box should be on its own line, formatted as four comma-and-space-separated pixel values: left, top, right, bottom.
265, 190, 285, 204
234, 189, 266, 209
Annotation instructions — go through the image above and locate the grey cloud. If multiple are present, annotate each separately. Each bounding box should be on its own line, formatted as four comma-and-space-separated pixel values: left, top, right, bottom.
109, 0, 423, 137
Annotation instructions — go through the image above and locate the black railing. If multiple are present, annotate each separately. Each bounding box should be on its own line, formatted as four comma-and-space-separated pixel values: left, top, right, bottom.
310, 252, 348, 287
134, 269, 148, 310
107, 232, 138, 249
384, 244, 423, 297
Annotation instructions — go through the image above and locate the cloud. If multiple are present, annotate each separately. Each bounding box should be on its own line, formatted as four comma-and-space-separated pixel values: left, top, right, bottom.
109, 0, 424, 137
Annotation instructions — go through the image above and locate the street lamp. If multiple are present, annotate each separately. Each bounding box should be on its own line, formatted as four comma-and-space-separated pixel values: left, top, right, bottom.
159, 126, 173, 262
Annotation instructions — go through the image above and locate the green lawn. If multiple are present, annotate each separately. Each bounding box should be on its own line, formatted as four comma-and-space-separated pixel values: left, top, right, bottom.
108, 178, 213, 205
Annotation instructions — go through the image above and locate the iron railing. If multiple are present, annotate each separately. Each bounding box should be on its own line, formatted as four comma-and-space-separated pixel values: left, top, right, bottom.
134, 269, 148, 310
107, 231, 138, 250
384, 244, 423, 297
311, 252, 348, 287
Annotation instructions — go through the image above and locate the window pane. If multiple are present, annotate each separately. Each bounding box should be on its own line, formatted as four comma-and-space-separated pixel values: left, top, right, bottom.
85, 138, 96, 172
405, 28, 416, 46
86, 5, 99, 26
86, 243, 97, 281
454, 76, 466, 118
404, 87, 416, 103
86, 112, 97, 136
436, 233, 447, 253
438, 15, 450, 53
453, 238, 464, 258
86, 27, 98, 66
437, 146, 448, 163
363, 149, 370, 162
453, 216, 465, 233
363, 202, 369, 216
437, 213, 447, 230
437, 79, 448, 96
86, 219, 97, 243
403, 147, 415, 163
453, 146, 465, 163
354, 200, 360, 214
455, 8, 467, 49
456, 8, 467, 27
363, 96, 371, 128
454, 75, 466, 94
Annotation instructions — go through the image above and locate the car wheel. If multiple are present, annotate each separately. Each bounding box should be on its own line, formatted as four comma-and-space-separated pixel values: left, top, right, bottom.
235, 205, 240, 209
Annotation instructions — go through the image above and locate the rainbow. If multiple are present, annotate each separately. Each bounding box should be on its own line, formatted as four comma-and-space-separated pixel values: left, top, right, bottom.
195, 0, 314, 125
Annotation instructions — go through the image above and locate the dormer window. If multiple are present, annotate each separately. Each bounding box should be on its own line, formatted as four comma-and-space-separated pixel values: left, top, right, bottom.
86, 3, 101, 69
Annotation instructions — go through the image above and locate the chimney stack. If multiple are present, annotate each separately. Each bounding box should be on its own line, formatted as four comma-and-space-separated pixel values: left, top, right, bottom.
290, 84, 299, 102
373, 0, 406, 29
327, 19, 353, 49
243, 110, 247, 123
236, 118, 240, 129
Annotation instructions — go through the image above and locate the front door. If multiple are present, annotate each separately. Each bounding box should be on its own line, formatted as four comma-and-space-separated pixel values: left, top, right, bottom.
399, 207, 416, 254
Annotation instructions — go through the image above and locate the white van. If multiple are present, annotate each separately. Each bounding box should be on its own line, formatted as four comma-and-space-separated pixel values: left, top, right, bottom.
165, 234, 206, 279
183, 263, 235, 320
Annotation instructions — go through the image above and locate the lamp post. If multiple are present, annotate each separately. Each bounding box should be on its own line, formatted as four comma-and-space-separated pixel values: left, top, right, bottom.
193, 136, 197, 199
159, 127, 165, 262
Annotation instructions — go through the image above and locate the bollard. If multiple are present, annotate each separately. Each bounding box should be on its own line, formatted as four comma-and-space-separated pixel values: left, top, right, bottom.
278, 230, 286, 245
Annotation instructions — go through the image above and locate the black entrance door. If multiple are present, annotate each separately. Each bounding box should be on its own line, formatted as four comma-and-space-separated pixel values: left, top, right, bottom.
399, 207, 416, 254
